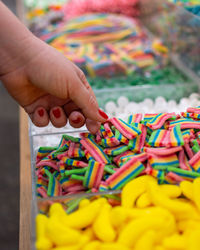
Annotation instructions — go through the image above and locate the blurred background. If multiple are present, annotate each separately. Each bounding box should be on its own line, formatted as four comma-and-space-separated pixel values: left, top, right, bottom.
0, 0, 19, 249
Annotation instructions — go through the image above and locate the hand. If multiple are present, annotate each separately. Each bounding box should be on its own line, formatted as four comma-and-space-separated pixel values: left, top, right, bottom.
0, 36, 108, 133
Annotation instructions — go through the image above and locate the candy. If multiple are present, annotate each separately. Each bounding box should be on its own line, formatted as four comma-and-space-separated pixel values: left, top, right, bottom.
146, 113, 176, 130
80, 137, 110, 164
127, 114, 142, 124
36, 176, 200, 249
105, 158, 145, 190
189, 150, 200, 172
110, 118, 141, 140
35, 106, 200, 198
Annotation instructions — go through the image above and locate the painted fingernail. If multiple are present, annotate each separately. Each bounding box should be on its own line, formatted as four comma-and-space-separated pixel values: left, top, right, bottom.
52, 108, 61, 119
98, 109, 108, 120
38, 109, 44, 117
71, 117, 81, 124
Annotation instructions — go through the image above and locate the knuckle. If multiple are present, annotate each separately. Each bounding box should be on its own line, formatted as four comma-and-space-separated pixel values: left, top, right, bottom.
88, 95, 96, 107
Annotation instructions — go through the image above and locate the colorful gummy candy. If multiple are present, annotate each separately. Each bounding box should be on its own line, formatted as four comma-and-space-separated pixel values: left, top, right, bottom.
36, 105, 200, 198
36, 176, 200, 250
33, 13, 169, 79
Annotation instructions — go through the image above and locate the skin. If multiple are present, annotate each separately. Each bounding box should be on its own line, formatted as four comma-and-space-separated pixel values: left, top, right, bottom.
0, 1, 107, 133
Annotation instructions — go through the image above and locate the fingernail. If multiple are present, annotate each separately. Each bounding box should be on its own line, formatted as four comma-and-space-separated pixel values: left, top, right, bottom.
98, 109, 108, 120
38, 109, 44, 117
71, 117, 81, 124
52, 108, 61, 119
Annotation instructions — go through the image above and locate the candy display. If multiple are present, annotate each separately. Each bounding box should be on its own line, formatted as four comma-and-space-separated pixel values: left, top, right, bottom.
35, 105, 200, 198
36, 176, 200, 250
35, 13, 169, 79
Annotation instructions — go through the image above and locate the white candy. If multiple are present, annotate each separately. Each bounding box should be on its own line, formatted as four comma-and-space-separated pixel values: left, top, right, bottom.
189, 93, 200, 100
155, 96, 166, 105
117, 96, 129, 108
124, 102, 139, 114
142, 98, 154, 108
105, 101, 117, 114
168, 100, 177, 108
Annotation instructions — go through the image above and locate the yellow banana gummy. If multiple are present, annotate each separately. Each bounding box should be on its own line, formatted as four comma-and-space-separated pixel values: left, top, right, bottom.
121, 175, 156, 208
35, 214, 53, 250
93, 203, 116, 242
134, 230, 156, 250
62, 198, 107, 229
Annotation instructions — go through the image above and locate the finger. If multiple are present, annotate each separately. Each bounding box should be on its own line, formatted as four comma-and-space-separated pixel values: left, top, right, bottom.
63, 101, 80, 116
31, 107, 49, 127
49, 106, 67, 128
69, 111, 85, 128
85, 119, 101, 134
68, 74, 108, 122
74, 66, 97, 101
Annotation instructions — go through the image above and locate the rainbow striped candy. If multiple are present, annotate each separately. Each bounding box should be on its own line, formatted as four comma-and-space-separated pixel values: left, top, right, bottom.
37, 186, 48, 198
36, 146, 56, 163
181, 129, 195, 143
99, 182, 109, 192
45, 169, 62, 197
113, 150, 136, 166
187, 106, 200, 114
36, 158, 58, 171
189, 151, 200, 172
59, 177, 84, 192
169, 118, 200, 130
81, 137, 111, 164
148, 129, 170, 147
146, 113, 176, 129
181, 112, 200, 120
142, 113, 159, 125
104, 144, 129, 156
106, 158, 145, 189
63, 158, 88, 167
114, 129, 129, 144
82, 160, 105, 189
143, 146, 182, 156
166, 166, 200, 181
168, 124, 184, 147
178, 149, 193, 171
148, 154, 179, 170
110, 117, 141, 139
119, 152, 147, 167
104, 123, 115, 138
101, 137, 120, 147
150, 169, 165, 184
85, 161, 104, 188
68, 142, 85, 158
127, 114, 142, 124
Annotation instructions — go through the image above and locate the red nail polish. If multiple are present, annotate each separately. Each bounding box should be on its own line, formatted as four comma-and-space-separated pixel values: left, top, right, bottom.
71, 117, 81, 124
52, 108, 61, 119
38, 109, 44, 117
98, 109, 108, 120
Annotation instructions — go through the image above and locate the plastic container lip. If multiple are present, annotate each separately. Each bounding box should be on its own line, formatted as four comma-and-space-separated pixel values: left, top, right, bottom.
37, 189, 121, 204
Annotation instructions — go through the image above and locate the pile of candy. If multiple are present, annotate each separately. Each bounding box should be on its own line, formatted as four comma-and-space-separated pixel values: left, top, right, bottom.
36, 175, 200, 250
36, 13, 168, 78
36, 105, 200, 198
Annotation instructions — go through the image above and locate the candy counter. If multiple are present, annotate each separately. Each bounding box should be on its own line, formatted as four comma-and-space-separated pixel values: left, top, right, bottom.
17, 1, 200, 250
